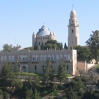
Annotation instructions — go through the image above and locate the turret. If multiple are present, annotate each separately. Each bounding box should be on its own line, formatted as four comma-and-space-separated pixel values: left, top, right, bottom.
68, 9, 79, 49
32, 32, 36, 47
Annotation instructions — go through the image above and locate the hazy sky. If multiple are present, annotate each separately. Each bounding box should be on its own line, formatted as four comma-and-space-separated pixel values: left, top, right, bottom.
0, 0, 99, 49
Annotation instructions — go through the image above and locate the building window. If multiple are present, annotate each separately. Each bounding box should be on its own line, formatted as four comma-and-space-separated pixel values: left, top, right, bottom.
72, 29, 73, 33
33, 57, 34, 60
1, 56, 3, 61
67, 65, 69, 70
42, 65, 44, 69
39, 42, 40, 45
35, 65, 37, 70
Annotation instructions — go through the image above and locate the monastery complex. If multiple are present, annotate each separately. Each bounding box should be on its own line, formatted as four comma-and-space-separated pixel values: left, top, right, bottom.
0, 9, 80, 75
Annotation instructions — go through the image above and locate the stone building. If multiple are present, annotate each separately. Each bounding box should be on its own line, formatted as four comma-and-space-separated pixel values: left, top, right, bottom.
0, 47, 77, 75
32, 25, 56, 50
68, 9, 79, 48
0, 9, 79, 75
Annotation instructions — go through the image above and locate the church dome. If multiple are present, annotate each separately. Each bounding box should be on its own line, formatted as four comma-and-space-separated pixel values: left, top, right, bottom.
70, 9, 76, 18
36, 25, 50, 36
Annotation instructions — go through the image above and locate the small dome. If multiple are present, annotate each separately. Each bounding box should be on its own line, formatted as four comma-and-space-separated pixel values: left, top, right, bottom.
36, 25, 50, 36
70, 9, 76, 18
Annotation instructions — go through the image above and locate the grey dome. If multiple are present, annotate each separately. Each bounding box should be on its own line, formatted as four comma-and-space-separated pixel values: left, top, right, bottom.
36, 25, 50, 36
70, 9, 76, 18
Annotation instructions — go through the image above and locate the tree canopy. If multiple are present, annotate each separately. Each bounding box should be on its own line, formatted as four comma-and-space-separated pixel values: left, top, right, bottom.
42, 40, 63, 50
2, 44, 12, 51
86, 30, 99, 63
73, 45, 90, 61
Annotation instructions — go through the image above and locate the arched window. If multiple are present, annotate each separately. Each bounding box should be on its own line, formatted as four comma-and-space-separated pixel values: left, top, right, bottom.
39, 42, 40, 45
42, 65, 44, 69
72, 29, 73, 33
22, 66, 26, 72
35, 65, 37, 70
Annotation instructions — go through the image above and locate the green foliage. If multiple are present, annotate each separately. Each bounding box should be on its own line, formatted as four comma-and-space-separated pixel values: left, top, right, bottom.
64, 43, 68, 49
50, 89, 59, 96
86, 30, 99, 63
94, 91, 99, 99
73, 45, 90, 61
66, 86, 78, 99
33, 75, 41, 87
33, 88, 41, 99
2, 44, 12, 52
0, 62, 23, 92
43, 40, 63, 50
72, 77, 86, 91
24, 47, 34, 50
15, 72, 38, 76
52, 83, 58, 91
0, 89, 3, 99
96, 64, 99, 71
58, 60, 67, 83
26, 88, 33, 99
34, 42, 38, 50
14, 79, 23, 90
43, 60, 55, 83
0, 62, 17, 90
3, 92, 10, 99
26, 88, 41, 99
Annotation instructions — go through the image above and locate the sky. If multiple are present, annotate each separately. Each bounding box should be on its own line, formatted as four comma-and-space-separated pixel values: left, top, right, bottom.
0, 0, 99, 49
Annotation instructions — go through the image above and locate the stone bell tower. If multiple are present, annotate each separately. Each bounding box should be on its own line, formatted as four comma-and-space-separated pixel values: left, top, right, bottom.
68, 9, 79, 48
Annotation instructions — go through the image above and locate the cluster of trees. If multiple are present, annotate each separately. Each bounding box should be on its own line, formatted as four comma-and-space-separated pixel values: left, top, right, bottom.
0, 60, 99, 99
86, 30, 99, 63
2, 44, 13, 52
34, 40, 68, 50
73, 46, 90, 61
0, 60, 68, 99
72, 30, 99, 62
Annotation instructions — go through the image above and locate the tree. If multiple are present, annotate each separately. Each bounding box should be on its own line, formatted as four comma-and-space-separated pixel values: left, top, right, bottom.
26, 88, 33, 99
43, 40, 63, 50
3, 44, 12, 51
0, 62, 22, 92
58, 60, 67, 84
24, 47, 34, 50
73, 45, 90, 61
0, 89, 3, 99
64, 43, 68, 49
60, 43, 63, 49
33, 88, 41, 99
3, 92, 10, 99
43, 60, 55, 84
26, 88, 41, 99
34, 42, 38, 50
66, 86, 78, 99
86, 30, 99, 63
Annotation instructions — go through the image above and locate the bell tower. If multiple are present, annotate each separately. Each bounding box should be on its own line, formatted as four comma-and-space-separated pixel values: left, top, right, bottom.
68, 9, 79, 48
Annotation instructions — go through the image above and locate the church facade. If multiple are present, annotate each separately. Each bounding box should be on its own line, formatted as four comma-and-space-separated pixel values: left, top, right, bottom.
0, 9, 79, 75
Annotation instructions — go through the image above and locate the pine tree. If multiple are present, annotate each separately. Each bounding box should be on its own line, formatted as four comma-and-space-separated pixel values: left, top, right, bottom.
43, 60, 54, 84
34, 42, 38, 50
58, 60, 67, 84
67, 86, 78, 99
64, 43, 68, 49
